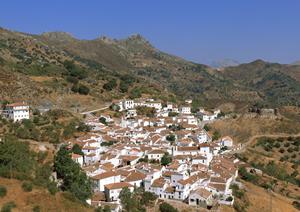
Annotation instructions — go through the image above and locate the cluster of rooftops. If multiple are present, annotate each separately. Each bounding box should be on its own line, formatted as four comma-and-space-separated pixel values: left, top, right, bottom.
66, 98, 242, 210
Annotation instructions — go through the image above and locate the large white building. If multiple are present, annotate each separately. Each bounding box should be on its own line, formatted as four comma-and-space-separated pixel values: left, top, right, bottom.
3, 102, 30, 122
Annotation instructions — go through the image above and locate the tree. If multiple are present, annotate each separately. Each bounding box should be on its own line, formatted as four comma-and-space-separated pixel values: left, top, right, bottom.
99, 117, 107, 125
0, 136, 34, 179
119, 188, 134, 211
0, 185, 7, 197
212, 130, 221, 141
161, 153, 172, 166
166, 134, 176, 142
103, 79, 117, 91
159, 202, 178, 212
78, 84, 90, 95
71, 144, 84, 156
119, 188, 145, 212
136, 106, 156, 117
140, 191, 157, 206
54, 146, 92, 201
129, 87, 142, 99
77, 122, 91, 132
63, 122, 76, 138
203, 124, 211, 131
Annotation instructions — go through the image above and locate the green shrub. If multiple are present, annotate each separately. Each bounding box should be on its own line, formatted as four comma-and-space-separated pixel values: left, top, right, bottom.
22, 181, 33, 192
78, 84, 90, 95
203, 124, 211, 131
274, 142, 281, 148
32, 205, 40, 212
47, 182, 58, 195
1, 201, 16, 212
293, 201, 300, 210
159, 202, 178, 212
226, 196, 233, 201
0, 185, 7, 197
103, 79, 117, 91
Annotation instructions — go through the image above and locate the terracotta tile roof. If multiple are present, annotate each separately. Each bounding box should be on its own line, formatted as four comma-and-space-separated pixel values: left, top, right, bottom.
177, 146, 199, 151
104, 182, 133, 190
208, 183, 226, 192
125, 171, 146, 182
191, 188, 212, 199
162, 171, 179, 178
165, 186, 175, 193
82, 146, 98, 150
173, 155, 189, 160
119, 155, 139, 162
151, 177, 166, 188
178, 172, 208, 186
91, 171, 118, 180
148, 149, 166, 155
71, 153, 82, 159
210, 177, 226, 183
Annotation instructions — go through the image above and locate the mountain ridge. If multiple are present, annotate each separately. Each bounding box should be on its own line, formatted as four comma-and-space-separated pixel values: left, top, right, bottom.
0, 26, 300, 110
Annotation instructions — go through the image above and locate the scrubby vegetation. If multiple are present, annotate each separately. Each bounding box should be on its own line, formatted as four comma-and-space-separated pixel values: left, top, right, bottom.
119, 187, 157, 211
0, 109, 90, 143
159, 202, 178, 212
0, 185, 7, 197
0, 136, 56, 194
1, 201, 16, 212
54, 145, 92, 202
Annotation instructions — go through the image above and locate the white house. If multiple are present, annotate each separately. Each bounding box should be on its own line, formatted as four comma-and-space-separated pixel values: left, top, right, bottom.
196, 130, 209, 143
3, 102, 30, 122
220, 136, 234, 148
120, 99, 135, 110
91, 171, 121, 191
180, 106, 191, 115
71, 153, 84, 167
126, 109, 137, 119
124, 171, 146, 187
144, 101, 162, 111
147, 149, 166, 161
104, 182, 134, 202
189, 188, 213, 207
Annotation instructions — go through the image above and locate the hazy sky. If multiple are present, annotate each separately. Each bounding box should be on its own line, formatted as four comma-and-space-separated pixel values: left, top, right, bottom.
1, 0, 300, 65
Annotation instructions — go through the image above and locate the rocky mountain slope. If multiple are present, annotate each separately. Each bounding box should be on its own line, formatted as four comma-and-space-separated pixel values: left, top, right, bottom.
1, 27, 300, 110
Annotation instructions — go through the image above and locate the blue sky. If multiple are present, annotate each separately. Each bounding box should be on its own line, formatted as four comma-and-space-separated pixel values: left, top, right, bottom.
1, 0, 300, 64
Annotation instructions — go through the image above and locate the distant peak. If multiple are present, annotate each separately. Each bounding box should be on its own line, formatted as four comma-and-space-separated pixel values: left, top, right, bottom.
249, 59, 268, 65
210, 59, 240, 68
97, 35, 116, 44
41, 31, 75, 41
126, 33, 149, 43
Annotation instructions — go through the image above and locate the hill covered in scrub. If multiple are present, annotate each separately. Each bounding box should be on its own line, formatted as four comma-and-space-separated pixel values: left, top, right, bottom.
0, 27, 300, 111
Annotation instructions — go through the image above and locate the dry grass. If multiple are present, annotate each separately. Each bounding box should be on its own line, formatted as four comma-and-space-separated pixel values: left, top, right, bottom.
0, 177, 93, 212
243, 181, 298, 212
211, 115, 300, 144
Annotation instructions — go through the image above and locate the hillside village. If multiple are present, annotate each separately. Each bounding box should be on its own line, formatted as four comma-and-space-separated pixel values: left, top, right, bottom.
0, 98, 244, 211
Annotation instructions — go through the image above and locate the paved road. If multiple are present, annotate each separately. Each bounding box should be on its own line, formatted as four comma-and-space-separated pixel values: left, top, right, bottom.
80, 106, 110, 115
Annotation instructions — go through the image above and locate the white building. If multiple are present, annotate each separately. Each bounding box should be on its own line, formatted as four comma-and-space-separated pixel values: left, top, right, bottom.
189, 188, 213, 207
71, 153, 84, 167
144, 101, 162, 112
147, 149, 166, 161
104, 182, 134, 202
126, 109, 137, 119
180, 106, 191, 114
91, 171, 121, 191
3, 102, 30, 122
